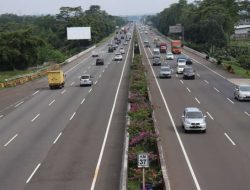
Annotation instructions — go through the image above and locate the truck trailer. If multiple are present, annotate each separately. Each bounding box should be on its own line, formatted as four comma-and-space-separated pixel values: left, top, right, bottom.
171, 40, 182, 54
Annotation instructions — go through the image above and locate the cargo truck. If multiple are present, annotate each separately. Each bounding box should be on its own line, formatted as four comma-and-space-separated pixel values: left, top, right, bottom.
159, 42, 167, 53
47, 70, 65, 89
171, 40, 182, 54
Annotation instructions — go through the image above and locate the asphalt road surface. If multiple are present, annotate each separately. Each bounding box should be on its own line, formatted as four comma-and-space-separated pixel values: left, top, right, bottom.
0, 26, 133, 190
138, 25, 250, 190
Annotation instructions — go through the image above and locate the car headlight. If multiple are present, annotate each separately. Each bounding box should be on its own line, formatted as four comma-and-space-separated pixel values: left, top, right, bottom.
185, 120, 191, 125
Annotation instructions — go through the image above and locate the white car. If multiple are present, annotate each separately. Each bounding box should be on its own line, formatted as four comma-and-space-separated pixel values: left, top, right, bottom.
166, 52, 174, 60
92, 51, 98, 57
114, 53, 123, 61
177, 58, 186, 65
182, 107, 207, 133
119, 48, 125, 54
80, 74, 93, 86
123, 41, 128, 45
177, 64, 186, 74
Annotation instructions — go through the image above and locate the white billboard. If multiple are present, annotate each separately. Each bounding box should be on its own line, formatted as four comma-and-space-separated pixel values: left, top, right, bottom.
169, 25, 182, 33
67, 27, 91, 40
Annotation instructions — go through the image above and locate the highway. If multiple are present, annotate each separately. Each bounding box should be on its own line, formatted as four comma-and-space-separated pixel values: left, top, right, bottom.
0, 28, 133, 190
138, 26, 250, 190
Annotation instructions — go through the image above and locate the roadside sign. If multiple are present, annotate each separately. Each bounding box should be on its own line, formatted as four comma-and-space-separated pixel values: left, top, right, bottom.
169, 25, 182, 33
138, 153, 149, 168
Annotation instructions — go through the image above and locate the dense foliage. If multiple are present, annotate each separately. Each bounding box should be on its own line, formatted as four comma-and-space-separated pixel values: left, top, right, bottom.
0, 5, 126, 71
147, 0, 249, 51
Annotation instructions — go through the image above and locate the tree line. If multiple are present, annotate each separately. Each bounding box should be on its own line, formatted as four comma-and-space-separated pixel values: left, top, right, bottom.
0, 5, 126, 71
146, 0, 250, 66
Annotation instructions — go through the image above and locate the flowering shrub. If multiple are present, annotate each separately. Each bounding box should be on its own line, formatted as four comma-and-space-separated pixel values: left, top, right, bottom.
127, 31, 163, 189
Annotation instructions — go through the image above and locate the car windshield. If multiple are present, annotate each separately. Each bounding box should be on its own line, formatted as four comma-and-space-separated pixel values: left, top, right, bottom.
186, 111, 203, 118
239, 86, 250, 91
167, 53, 172, 55
178, 59, 186, 63
178, 65, 185, 68
81, 76, 89, 79
185, 68, 193, 72
161, 68, 170, 71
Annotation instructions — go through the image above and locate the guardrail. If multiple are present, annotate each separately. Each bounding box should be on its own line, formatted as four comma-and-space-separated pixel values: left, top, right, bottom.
0, 46, 96, 88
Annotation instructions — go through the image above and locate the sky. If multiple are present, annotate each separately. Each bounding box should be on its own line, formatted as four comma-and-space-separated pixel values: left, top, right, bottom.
0, 0, 193, 16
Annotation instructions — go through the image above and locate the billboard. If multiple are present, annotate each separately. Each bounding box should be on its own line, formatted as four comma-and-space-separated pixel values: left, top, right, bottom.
169, 25, 182, 33
67, 27, 91, 40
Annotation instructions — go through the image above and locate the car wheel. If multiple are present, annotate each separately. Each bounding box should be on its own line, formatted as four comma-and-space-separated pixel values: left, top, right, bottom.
202, 129, 206, 133
184, 129, 188, 133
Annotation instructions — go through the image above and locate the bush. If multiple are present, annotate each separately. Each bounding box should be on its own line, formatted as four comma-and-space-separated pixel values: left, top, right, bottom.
238, 55, 250, 70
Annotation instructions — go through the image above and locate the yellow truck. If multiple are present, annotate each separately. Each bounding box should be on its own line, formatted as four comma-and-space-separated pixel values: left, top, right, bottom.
47, 70, 65, 89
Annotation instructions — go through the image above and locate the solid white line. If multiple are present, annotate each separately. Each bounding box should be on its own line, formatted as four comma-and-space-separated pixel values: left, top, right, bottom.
53, 132, 62, 144
224, 133, 236, 146
90, 33, 132, 190
81, 98, 85, 105
139, 32, 201, 190
49, 100, 55, 106
32, 90, 39, 96
15, 101, 24, 108
26, 163, 41, 183
180, 80, 184, 84
89, 88, 92, 93
206, 112, 214, 120
61, 89, 66, 94
244, 112, 250, 117
214, 87, 220, 93
187, 88, 191, 93
69, 112, 76, 121
70, 81, 75, 86
94, 81, 98, 85
204, 80, 209, 84
0, 115, 3, 119
227, 97, 234, 104
31, 114, 40, 122
197, 73, 200, 77
182, 52, 226, 80
4, 134, 18, 147
195, 97, 200, 104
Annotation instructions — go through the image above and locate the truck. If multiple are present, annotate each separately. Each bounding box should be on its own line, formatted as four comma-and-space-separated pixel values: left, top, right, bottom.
47, 69, 65, 89
159, 42, 167, 53
171, 40, 182, 54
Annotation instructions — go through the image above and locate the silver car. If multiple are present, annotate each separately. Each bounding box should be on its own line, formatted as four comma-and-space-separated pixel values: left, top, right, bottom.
182, 107, 207, 133
159, 66, 172, 78
234, 84, 250, 101
80, 74, 93, 86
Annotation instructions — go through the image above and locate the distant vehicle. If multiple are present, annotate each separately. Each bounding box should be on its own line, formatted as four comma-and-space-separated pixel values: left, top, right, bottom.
47, 70, 65, 89
186, 58, 193, 65
176, 64, 186, 74
80, 74, 93, 86
152, 58, 161, 66
144, 40, 150, 48
182, 107, 207, 133
92, 51, 98, 57
177, 58, 187, 65
123, 41, 128, 45
121, 35, 125, 39
153, 48, 160, 59
113, 44, 118, 50
166, 52, 174, 60
119, 48, 125, 54
108, 46, 114, 53
183, 66, 195, 79
159, 66, 172, 78
159, 42, 167, 53
171, 40, 182, 54
234, 84, 250, 101
96, 58, 104, 66
145, 31, 148, 34
114, 52, 123, 61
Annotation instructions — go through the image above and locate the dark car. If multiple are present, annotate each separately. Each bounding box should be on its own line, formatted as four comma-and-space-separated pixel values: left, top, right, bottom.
96, 58, 104, 65
108, 46, 114, 53
186, 58, 193, 65
183, 66, 195, 79
152, 58, 162, 66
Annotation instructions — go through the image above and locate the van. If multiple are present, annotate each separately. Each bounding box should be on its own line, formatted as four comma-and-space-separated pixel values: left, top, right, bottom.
153, 48, 160, 59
